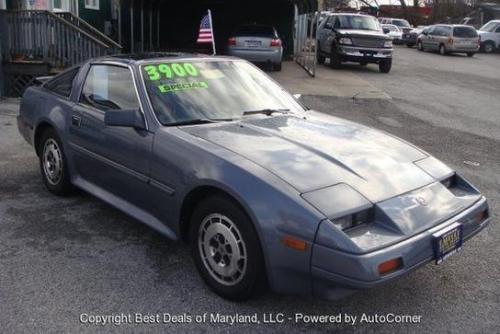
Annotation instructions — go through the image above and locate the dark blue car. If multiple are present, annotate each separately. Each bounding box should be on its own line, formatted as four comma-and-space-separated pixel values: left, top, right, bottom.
17, 54, 490, 300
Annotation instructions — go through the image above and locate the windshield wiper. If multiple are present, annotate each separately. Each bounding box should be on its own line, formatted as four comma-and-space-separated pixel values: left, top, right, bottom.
166, 118, 234, 127
242, 108, 290, 116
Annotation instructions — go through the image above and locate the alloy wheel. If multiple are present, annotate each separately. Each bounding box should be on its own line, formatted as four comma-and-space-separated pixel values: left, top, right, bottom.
198, 213, 247, 286
42, 138, 63, 185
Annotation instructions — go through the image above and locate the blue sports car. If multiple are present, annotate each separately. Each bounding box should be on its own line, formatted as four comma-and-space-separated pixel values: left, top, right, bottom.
17, 53, 490, 301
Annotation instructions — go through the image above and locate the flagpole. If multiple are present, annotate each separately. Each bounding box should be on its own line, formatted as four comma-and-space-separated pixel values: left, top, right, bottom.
208, 9, 216, 55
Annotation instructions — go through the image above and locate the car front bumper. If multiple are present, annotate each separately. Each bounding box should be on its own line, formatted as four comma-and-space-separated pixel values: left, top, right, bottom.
227, 47, 283, 64
337, 46, 393, 63
311, 196, 490, 300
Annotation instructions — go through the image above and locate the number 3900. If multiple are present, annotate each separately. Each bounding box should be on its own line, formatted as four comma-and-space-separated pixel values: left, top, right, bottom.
144, 63, 199, 81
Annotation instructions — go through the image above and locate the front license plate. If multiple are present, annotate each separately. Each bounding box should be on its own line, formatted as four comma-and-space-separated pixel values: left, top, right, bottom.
432, 222, 463, 264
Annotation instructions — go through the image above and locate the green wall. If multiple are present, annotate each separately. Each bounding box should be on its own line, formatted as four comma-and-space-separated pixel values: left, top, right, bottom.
78, 0, 111, 33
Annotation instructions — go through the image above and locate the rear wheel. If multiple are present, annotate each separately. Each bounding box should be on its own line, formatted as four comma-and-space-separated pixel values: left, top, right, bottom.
417, 40, 424, 51
466, 52, 474, 57
189, 195, 266, 301
38, 128, 73, 196
329, 47, 342, 69
359, 62, 367, 66
379, 59, 392, 73
406, 43, 414, 48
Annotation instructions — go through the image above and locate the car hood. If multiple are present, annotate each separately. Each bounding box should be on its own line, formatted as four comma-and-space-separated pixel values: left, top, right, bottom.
181, 114, 437, 203
337, 29, 388, 38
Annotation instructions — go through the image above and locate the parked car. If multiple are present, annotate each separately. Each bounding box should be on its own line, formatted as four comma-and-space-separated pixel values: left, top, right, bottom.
382, 24, 403, 44
382, 18, 413, 34
402, 25, 427, 47
478, 20, 500, 53
227, 24, 283, 71
417, 24, 480, 56
317, 13, 393, 73
17, 54, 490, 301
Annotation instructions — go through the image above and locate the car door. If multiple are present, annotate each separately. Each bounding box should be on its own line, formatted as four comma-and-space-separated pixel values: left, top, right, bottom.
69, 63, 155, 212
425, 26, 439, 49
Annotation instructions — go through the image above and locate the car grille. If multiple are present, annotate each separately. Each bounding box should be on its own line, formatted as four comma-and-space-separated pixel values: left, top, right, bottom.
351, 38, 386, 48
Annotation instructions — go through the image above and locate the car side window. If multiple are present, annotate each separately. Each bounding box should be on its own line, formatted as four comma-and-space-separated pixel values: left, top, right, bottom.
496, 25, 500, 33
44, 67, 79, 98
80, 65, 140, 111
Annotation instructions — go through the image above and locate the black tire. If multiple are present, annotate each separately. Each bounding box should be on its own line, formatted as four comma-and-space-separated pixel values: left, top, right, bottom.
38, 128, 73, 196
273, 62, 282, 71
360, 62, 368, 66
417, 40, 424, 51
481, 41, 494, 54
329, 47, 342, 69
189, 195, 266, 301
466, 52, 474, 57
439, 44, 447, 55
406, 43, 414, 48
316, 42, 325, 64
379, 59, 392, 73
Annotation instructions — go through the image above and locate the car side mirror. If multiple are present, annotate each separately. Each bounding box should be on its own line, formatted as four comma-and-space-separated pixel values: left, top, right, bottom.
383, 28, 390, 34
325, 23, 333, 30
104, 109, 146, 130
422, 31, 428, 36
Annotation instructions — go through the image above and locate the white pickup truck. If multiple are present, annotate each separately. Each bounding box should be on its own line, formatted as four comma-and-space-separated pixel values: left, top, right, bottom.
478, 20, 500, 53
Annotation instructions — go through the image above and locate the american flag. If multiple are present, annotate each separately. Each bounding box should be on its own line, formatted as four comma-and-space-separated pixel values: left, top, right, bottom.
197, 13, 213, 43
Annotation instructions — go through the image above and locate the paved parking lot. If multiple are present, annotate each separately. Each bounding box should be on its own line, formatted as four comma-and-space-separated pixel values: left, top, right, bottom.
0, 47, 499, 333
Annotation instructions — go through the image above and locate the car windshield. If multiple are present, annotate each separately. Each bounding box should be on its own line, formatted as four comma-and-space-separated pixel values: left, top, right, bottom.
392, 19, 410, 27
141, 60, 304, 125
384, 25, 399, 32
453, 27, 478, 38
338, 15, 380, 31
234, 25, 275, 37
479, 21, 499, 32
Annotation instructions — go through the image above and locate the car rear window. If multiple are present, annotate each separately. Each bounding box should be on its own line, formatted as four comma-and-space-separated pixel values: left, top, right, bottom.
453, 27, 478, 37
392, 19, 410, 27
234, 25, 275, 37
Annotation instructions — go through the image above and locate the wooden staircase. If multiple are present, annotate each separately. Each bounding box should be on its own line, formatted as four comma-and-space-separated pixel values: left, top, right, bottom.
0, 10, 122, 96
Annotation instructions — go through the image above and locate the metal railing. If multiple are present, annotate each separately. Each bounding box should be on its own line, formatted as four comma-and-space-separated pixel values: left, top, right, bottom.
0, 10, 118, 68
55, 12, 122, 52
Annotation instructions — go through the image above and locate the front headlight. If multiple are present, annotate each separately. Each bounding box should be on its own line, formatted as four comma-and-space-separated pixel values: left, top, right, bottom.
332, 208, 374, 231
384, 40, 393, 48
339, 37, 353, 45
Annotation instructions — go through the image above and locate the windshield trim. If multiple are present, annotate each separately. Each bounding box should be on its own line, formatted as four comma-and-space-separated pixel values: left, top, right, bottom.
138, 59, 306, 127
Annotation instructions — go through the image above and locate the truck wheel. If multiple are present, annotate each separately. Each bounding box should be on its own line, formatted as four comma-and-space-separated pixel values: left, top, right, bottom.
379, 59, 392, 73
38, 128, 74, 196
329, 48, 342, 69
189, 195, 267, 301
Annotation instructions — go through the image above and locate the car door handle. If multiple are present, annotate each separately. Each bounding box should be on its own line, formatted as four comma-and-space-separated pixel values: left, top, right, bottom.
71, 114, 82, 127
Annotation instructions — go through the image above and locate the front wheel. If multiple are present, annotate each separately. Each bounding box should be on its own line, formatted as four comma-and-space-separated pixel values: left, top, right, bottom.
466, 52, 474, 57
38, 128, 73, 196
482, 41, 494, 54
379, 59, 392, 73
406, 43, 414, 48
189, 195, 266, 301
329, 47, 342, 69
